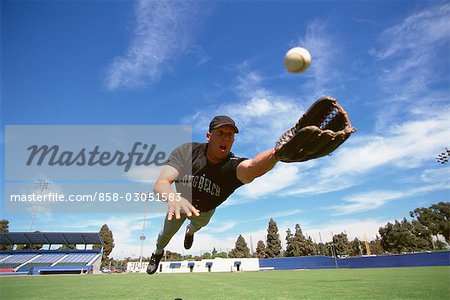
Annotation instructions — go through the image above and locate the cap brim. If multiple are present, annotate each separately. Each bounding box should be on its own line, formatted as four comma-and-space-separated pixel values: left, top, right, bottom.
212, 123, 239, 133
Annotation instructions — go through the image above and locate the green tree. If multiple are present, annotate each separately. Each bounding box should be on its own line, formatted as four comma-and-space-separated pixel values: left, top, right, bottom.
93, 224, 115, 267
0, 219, 9, 233
379, 218, 432, 254
298, 230, 316, 256
265, 218, 281, 258
410, 202, 450, 243
410, 219, 433, 249
285, 228, 295, 257
379, 220, 411, 253
58, 244, 77, 250
349, 238, 363, 256
255, 240, 266, 258
332, 233, 351, 257
0, 219, 12, 250
16, 244, 42, 250
285, 224, 315, 257
211, 247, 218, 258
215, 251, 228, 258
326, 242, 337, 257
316, 242, 331, 256
369, 235, 384, 255
229, 234, 251, 258
379, 221, 400, 253
166, 251, 182, 261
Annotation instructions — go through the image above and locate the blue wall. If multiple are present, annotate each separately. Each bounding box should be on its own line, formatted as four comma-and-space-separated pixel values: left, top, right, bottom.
260, 256, 336, 270
259, 251, 450, 270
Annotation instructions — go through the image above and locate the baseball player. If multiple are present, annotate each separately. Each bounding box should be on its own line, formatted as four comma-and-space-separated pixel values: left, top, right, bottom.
147, 98, 354, 274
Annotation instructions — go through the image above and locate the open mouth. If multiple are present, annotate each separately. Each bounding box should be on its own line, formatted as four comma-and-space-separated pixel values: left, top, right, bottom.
219, 145, 227, 151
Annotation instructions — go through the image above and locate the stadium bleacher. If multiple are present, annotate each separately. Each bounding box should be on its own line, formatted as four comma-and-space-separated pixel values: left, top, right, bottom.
0, 253, 37, 269
17, 253, 65, 272
0, 232, 103, 275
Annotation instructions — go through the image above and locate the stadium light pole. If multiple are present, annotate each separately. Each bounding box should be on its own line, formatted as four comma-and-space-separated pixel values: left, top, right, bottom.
331, 232, 338, 269
357, 238, 363, 256
138, 192, 148, 272
29, 180, 50, 231
318, 232, 323, 255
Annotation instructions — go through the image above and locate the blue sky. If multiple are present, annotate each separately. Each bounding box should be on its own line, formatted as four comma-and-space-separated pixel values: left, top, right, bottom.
1, 0, 449, 259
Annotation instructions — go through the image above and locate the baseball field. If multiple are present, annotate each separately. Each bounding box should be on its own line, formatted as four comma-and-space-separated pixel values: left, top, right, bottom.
1, 266, 449, 299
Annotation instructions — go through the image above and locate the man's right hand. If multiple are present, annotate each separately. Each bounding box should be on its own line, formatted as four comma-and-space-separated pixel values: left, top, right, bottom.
153, 165, 200, 220
167, 196, 200, 221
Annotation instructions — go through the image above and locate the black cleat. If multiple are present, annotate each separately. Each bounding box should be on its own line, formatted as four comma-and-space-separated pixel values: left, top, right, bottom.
146, 252, 163, 275
184, 228, 194, 250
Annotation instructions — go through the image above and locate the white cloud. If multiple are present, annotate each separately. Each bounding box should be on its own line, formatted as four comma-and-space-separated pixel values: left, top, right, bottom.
234, 164, 300, 199
372, 2, 450, 130
199, 217, 389, 253
284, 173, 355, 196
205, 209, 303, 233
30, 213, 164, 260
374, 3, 450, 60
105, 1, 206, 89
322, 112, 450, 177
421, 167, 450, 183
332, 183, 449, 215
266, 209, 303, 220
91, 215, 168, 260
297, 20, 343, 99
207, 221, 240, 234
181, 209, 305, 254
304, 218, 389, 242
124, 165, 163, 183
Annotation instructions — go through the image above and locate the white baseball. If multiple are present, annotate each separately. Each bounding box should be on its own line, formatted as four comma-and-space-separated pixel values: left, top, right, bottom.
284, 47, 312, 73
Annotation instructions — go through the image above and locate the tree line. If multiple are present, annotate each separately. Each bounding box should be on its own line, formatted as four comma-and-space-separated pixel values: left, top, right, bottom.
227, 201, 449, 258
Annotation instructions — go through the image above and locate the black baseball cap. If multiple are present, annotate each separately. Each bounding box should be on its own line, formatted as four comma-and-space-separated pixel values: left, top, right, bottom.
209, 115, 239, 133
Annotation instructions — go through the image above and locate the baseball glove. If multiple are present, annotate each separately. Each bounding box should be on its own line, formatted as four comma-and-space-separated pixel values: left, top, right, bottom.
275, 96, 355, 162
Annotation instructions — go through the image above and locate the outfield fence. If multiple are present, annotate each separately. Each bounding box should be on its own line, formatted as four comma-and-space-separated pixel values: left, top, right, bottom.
259, 251, 450, 270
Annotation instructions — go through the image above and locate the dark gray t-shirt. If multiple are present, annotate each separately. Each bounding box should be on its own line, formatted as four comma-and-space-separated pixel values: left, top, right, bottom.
166, 142, 247, 212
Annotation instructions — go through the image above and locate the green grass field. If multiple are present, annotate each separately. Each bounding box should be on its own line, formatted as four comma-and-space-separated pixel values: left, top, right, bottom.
1, 266, 449, 299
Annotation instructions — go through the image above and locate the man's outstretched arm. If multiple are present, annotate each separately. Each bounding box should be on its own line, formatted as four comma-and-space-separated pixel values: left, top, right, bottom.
236, 148, 278, 184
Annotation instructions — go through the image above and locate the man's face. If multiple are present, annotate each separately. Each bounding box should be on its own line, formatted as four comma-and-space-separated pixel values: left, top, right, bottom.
206, 125, 236, 160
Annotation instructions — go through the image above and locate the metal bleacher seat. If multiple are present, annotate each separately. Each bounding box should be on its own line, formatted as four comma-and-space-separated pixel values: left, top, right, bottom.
0, 254, 10, 261
18, 253, 66, 272
0, 254, 37, 269
55, 253, 97, 266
